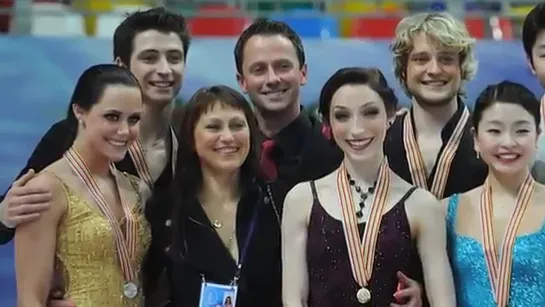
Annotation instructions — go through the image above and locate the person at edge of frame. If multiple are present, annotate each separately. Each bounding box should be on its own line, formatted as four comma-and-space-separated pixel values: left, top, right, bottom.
522, 2, 545, 182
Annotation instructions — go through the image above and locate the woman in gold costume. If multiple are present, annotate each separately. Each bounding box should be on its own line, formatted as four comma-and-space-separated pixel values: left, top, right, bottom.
14, 64, 150, 307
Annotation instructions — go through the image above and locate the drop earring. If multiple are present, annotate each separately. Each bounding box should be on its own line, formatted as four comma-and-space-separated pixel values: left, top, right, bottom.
476, 151, 480, 159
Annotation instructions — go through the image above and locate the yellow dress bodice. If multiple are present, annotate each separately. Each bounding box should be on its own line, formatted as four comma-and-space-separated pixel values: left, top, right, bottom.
55, 173, 151, 307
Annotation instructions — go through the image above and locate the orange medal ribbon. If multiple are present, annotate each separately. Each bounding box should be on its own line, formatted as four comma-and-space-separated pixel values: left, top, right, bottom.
64, 147, 140, 298
336, 159, 391, 303
480, 174, 534, 306
403, 107, 469, 198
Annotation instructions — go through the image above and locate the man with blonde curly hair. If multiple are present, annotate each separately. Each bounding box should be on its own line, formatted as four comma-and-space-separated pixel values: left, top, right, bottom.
385, 12, 487, 199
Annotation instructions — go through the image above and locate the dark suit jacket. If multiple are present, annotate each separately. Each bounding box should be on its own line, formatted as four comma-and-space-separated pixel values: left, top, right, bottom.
0, 120, 71, 244
260, 109, 344, 217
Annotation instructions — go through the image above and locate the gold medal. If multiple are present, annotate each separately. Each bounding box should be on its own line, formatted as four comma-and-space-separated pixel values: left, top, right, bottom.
337, 160, 390, 306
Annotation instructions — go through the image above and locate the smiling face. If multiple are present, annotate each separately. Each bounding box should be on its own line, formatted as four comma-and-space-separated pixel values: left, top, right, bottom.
236, 34, 307, 114
475, 102, 539, 175
329, 84, 389, 162
193, 102, 251, 174
405, 33, 461, 107
127, 30, 184, 108
75, 84, 143, 162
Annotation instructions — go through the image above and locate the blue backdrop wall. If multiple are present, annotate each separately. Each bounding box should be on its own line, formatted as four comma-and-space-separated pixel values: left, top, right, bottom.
0, 37, 542, 305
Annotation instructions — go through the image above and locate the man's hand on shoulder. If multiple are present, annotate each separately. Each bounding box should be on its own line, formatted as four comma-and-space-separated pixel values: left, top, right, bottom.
0, 169, 52, 228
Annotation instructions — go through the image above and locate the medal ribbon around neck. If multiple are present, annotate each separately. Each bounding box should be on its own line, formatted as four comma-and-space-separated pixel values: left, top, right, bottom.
127, 141, 153, 188
64, 147, 139, 287
127, 127, 177, 187
336, 159, 391, 288
480, 174, 534, 307
540, 95, 545, 122
403, 107, 469, 199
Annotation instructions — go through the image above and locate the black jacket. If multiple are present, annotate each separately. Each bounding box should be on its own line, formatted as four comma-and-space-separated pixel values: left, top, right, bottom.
160, 181, 282, 307
0, 119, 71, 244
260, 109, 343, 216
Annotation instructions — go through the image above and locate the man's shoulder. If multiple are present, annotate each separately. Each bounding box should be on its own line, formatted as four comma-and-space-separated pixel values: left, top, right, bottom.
45, 118, 71, 136
51, 118, 69, 127
300, 105, 322, 128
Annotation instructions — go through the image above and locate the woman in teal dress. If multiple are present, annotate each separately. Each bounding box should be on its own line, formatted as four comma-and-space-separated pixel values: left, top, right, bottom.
446, 81, 545, 306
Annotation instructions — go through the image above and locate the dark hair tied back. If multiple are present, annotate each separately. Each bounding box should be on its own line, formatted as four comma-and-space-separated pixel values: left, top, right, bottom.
64, 64, 140, 149
318, 67, 398, 124
472, 80, 541, 131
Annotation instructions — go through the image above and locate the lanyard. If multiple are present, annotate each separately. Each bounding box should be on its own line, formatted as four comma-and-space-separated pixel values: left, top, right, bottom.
198, 184, 273, 285
232, 202, 260, 285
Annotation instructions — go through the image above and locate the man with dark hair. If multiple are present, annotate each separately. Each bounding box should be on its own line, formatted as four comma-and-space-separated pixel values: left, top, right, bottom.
233, 18, 431, 306
234, 18, 343, 211
522, 3, 545, 89
0, 7, 190, 307
522, 3, 545, 169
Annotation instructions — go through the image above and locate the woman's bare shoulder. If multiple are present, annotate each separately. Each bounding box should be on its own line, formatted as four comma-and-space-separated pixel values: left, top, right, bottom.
284, 181, 313, 208
455, 186, 482, 210
29, 161, 66, 191
286, 171, 336, 204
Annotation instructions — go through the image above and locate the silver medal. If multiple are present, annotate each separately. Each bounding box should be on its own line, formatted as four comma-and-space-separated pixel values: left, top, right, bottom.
356, 287, 371, 304
123, 281, 138, 299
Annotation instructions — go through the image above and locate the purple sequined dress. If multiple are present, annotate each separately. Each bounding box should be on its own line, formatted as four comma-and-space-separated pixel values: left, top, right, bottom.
306, 182, 429, 306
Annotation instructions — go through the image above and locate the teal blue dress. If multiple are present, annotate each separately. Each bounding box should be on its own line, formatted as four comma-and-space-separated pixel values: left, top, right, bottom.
446, 193, 545, 306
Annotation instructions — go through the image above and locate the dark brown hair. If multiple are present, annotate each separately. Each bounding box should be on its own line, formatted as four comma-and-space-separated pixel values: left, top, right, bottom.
169, 85, 262, 259
113, 7, 191, 66
234, 18, 305, 74
318, 67, 398, 124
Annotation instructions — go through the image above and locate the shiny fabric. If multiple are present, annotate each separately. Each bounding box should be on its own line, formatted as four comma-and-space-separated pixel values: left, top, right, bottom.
447, 194, 545, 306
306, 184, 427, 307
55, 174, 151, 307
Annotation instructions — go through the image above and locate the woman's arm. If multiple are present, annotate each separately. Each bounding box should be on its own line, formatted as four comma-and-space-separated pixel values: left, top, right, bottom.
409, 189, 456, 307
281, 183, 314, 307
15, 173, 66, 307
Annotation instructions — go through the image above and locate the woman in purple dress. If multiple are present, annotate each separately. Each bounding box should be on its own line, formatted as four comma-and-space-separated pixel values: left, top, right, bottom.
281, 68, 455, 307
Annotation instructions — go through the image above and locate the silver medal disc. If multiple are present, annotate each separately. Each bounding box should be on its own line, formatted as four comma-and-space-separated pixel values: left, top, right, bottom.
123, 282, 138, 299
356, 287, 371, 304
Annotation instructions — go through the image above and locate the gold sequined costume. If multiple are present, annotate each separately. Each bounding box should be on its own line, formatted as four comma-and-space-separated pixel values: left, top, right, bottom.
54, 174, 151, 307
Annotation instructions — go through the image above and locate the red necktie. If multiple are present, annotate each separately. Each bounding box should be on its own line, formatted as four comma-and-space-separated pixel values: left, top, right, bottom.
260, 139, 278, 181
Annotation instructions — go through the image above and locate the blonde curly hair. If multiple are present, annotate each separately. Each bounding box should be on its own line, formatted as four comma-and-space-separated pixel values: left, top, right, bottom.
390, 12, 478, 97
